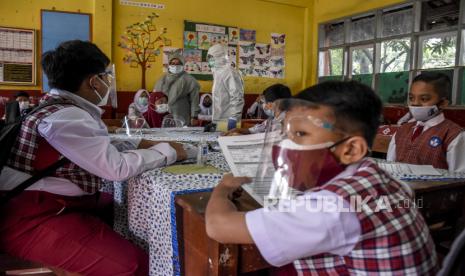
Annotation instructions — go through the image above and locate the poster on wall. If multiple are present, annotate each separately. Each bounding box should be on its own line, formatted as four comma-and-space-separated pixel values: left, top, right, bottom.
228, 27, 239, 45
269, 33, 285, 79
197, 32, 212, 50
228, 45, 238, 68
162, 47, 183, 72
238, 41, 255, 76
183, 31, 198, 49
183, 49, 202, 74
240, 29, 256, 42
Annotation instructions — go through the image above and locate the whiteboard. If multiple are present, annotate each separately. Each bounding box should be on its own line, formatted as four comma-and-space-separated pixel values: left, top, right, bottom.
41, 10, 91, 92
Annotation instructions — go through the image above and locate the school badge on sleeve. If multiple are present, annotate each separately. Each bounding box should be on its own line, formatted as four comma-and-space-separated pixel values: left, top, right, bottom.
429, 136, 442, 148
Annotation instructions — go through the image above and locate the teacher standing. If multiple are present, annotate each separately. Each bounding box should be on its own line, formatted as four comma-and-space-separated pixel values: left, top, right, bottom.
153, 54, 200, 125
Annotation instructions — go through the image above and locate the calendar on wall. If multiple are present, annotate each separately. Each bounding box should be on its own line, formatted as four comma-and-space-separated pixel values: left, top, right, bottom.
0, 26, 36, 85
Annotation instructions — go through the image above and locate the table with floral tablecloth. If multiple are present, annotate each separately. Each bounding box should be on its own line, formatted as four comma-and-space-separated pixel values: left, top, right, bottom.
109, 130, 228, 276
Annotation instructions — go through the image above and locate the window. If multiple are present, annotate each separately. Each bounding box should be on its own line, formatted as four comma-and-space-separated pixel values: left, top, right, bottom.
351, 45, 373, 75
380, 38, 411, 72
317, 1, 464, 105
421, 0, 459, 31
318, 48, 343, 76
320, 22, 344, 47
381, 6, 413, 37
350, 15, 375, 42
420, 33, 457, 69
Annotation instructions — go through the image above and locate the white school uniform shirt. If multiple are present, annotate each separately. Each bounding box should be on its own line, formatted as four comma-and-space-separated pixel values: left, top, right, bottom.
386, 113, 465, 173
244, 162, 362, 267
0, 89, 177, 196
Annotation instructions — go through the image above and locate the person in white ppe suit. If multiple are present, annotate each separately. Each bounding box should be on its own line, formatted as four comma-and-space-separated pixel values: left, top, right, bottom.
207, 44, 244, 122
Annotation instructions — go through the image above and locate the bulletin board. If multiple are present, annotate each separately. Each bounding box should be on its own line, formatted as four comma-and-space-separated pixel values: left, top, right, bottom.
0, 26, 36, 85
41, 10, 91, 92
168, 20, 286, 81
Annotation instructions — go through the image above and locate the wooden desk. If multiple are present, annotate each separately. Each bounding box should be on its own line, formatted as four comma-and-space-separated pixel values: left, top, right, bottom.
175, 179, 465, 275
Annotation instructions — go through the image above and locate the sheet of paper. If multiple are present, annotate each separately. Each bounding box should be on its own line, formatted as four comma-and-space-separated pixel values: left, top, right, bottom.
377, 162, 441, 176
218, 132, 283, 206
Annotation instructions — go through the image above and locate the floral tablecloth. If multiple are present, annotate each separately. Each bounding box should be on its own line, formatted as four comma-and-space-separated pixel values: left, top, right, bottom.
111, 151, 229, 276
111, 128, 220, 143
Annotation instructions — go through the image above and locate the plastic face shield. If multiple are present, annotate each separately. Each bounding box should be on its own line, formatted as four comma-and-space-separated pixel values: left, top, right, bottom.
253, 99, 340, 201
122, 116, 148, 136
99, 64, 118, 109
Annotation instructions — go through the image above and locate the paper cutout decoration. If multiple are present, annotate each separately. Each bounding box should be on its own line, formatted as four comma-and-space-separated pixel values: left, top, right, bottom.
271, 33, 285, 48
228, 45, 238, 68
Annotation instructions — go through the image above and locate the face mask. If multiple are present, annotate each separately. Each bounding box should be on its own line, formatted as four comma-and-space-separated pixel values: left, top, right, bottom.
263, 103, 274, 118
19, 101, 30, 111
155, 103, 169, 114
270, 138, 347, 193
138, 97, 148, 106
92, 76, 110, 106
208, 59, 215, 68
408, 105, 440, 122
168, 65, 184, 74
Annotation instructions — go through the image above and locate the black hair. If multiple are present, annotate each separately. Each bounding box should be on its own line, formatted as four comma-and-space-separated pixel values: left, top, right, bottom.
294, 81, 382, 148
41, 40, 110, 93
412, 72, 451, 99
15, 91, 30, 99
263, 84, 291, 103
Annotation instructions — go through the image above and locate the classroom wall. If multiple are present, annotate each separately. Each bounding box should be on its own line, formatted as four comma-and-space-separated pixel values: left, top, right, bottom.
0, 0, 112, 91
0, 0, 312, 95
113, 0, 311, 95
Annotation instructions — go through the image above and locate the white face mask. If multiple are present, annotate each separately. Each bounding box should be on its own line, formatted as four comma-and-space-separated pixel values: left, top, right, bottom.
92, 76, 111, 106
408, 105, 439, 122
262, 103, 274, 118
155, 103, 169, 114
168, 65, 184, 74
279, 139, 335, 151
19, 101, 30, 111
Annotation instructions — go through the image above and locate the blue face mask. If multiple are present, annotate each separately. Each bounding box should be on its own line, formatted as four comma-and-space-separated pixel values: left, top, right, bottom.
138, 97, 148, 106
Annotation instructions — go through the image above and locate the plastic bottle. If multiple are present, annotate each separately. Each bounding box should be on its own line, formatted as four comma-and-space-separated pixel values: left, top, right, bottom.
197, 137, 209, 166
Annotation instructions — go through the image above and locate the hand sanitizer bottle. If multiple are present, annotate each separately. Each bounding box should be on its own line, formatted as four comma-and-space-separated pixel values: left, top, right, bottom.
197, 137, 208, 166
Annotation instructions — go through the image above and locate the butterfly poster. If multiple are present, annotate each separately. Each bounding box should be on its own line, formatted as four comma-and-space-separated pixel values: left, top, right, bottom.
198, 32, 212, 50
228, 27, 239, 45
184, 31, 198, 49
238, 64, 254, 76
238, 41, 256, 56
271, 33, 286, 49
162, 47, 183, 72
254, 43, 271, 57
228, 45, 238, 68
253, 66, 271, 78
240, 29, 256, 42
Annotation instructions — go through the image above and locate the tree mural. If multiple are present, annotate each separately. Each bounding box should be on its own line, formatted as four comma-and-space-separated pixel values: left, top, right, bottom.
118, 13, 171, 89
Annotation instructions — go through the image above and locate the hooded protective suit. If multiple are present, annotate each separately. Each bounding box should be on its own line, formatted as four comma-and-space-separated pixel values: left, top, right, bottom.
207, 44, 244, 122
154, 53, 200, 124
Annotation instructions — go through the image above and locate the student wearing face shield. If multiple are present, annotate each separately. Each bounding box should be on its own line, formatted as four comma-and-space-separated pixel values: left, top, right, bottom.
0, 40, 188, 276
224, 84, 291, 136
387, 73, 465, 172
207, 44, 244, 123
153, 54, 200, 126
206, 81, 438, 275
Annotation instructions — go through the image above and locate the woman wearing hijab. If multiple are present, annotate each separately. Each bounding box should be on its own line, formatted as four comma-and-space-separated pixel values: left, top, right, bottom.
153, 54, 200, 125
144, 91, 170, 128
127, 89, 149, 119
198, 93, 213, 121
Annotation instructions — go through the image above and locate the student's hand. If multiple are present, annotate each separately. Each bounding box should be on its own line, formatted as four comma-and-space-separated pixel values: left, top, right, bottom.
168, 142, 187, 161
223, 128, 250, 136
137, 139, 159, 149
217, 174, 252, 199
106, 126, 119, 133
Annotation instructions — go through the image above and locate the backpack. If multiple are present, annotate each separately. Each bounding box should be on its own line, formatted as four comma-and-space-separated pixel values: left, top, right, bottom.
0, 99, 70, 204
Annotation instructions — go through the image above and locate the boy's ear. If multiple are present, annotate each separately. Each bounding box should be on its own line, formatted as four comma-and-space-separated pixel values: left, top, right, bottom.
439, 98, 449, 109
336, 136, 368, 165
